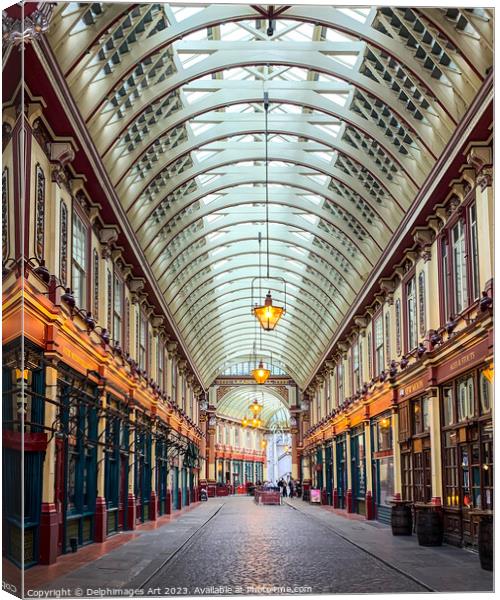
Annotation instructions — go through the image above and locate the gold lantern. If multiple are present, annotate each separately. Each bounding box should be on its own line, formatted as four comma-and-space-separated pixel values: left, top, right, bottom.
253, 291, 285, 331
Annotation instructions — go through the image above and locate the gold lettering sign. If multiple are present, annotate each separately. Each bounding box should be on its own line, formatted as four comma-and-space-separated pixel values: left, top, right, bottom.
399, 377, 426, 398
449, 351, 476, 373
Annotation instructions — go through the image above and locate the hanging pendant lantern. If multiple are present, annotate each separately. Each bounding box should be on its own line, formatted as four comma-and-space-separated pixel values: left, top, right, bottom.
242, 416, 249, 428
251, 360, 271, 384
253, 290, 285, 331
249, 398, 263, 416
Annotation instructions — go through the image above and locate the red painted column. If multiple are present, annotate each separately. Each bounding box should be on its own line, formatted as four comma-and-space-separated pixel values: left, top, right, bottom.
333, 488, 339, 508
94, 496, 107, 542
149, 491, 158, 521
177, 489, 182, 510
127, 493, 136, 530
347, 489, 353, 513
365, 491, 375, 520
39, 503, 58, 564
165, 490, 172, 514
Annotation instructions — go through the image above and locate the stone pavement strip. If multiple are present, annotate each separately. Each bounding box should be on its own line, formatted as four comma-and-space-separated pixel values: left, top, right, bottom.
29, 497, 493, 596
286, 498, 493, 593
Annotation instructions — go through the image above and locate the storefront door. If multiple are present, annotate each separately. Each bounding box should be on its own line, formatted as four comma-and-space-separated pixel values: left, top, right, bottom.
350, 427, 366, 515
325, 445, 333, 505
336, 436, 347, 509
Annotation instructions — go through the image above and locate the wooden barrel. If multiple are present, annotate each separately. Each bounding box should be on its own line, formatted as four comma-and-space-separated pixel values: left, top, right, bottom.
478, 515, 493, 571
391, 504, 412, 536
416, 510, 443, 546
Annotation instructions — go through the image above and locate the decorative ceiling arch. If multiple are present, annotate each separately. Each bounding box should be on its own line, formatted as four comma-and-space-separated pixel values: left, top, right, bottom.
46, 3, 493, 391
216, 385, 290, 428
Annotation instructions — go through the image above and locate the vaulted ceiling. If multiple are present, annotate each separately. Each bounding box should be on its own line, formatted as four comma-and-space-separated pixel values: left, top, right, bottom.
46, 3, 493, 389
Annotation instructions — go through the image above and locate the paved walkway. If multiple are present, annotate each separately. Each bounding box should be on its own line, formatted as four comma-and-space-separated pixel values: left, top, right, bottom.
10, 496, 493, 597
286, 497, 493, 592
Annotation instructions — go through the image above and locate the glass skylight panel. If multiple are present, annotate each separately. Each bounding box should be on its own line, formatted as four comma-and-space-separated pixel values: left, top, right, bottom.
184, 90, 211, 104
190, 122, 215, 136
220, 22, 253, 41
338, 7, 371, 24
303, 194, 323, 206
300, 213, 320, 226
319, 92, 349, 107
205, 213, 224, 224
178, 52, 211, 68
201, 194, 220, 206
171, 5, 207, 22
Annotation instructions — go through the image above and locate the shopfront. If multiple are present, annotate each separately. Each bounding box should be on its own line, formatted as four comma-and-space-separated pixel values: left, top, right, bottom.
134, 412, 152, 522
2, 342, 46, 567
324, 444, 333, 505
438, 353, 493, 547
171, 465, 179, 509
371, 413, 394, 524
156, 424, 169, 516
315, 446, 323, 490
104, 395, 129, 534
55, 365, 98, 554
335, 434, 347, 509
232, 459, 243, 487
350, 426, 366, 515
245, 461, 253, 483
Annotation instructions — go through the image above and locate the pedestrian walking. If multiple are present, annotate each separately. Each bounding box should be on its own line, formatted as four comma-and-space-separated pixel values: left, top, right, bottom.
282, 479, 287, 497
288, 479, 294, 498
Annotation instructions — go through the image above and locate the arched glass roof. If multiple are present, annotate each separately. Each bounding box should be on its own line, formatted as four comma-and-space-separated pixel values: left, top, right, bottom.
48, 3, 493, 389
217, 387, 290, 428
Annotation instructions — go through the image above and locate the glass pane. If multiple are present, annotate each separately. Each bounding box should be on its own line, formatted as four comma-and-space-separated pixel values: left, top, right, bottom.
480, 372, 491, 413
443, 387, 454, 425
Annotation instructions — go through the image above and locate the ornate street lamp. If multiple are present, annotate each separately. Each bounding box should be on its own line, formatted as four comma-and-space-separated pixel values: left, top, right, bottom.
253, 291, 285, 331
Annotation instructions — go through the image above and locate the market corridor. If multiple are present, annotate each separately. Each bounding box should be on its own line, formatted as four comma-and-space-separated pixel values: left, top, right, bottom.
24, 497, 491, 596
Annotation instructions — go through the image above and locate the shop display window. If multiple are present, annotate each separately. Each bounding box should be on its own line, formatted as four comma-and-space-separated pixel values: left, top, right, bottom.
411, 396, 430, 435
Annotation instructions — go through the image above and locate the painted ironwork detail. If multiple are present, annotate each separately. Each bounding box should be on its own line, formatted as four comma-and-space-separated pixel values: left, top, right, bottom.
385, 311, 391, 367
2, 4, 55, 50
93, 249, 99, 318
107, 268, 112, 331
125, 299, 130, 355
59, 200, 68, 285
2, 167, 8, 263
35, 164, 45, 261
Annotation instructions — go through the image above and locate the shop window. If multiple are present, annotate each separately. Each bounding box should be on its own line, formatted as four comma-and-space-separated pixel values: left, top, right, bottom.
406, 276, 418, 351
479, 371, 491, 414
469, 203, 480, 301
234, 428, 239, 447
413, 449, 431, 503
457, 376, 474, 422
412, 396, 430, 434
401, 452, 412, 502
443, 432, 459, 507
374, 315, 384, 375
225, 427, 230, 445
442, 386, 454, 426
113, 273, 123, 345
376, 415, 392, 451
452, 219, 468, 313
72, 212, 88, 309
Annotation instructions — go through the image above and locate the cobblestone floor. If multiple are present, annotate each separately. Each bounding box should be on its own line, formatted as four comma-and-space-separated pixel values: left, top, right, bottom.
143, 497, 426, 595
25, 497, 493, 597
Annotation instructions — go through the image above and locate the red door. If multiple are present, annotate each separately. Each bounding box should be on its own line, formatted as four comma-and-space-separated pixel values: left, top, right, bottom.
54, 439, 65, 555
